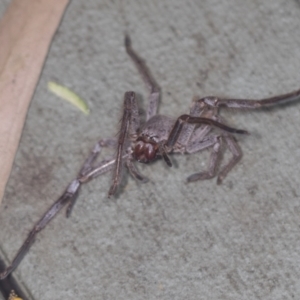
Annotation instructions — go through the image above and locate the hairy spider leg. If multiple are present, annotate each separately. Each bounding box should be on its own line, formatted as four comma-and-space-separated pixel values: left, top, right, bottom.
66, 138, 117, 217
0, 140, 126, 280
125, 35, 161, 121
165, 114, 247, 150
199, 88, 300, 109
108, 91, 140, 197
183, 88, 300, 183
126, 160, 149, 183
164, 112, 247, 183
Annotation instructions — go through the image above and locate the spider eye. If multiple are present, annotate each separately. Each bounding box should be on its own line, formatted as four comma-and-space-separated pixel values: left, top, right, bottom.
134, 141, 157, 163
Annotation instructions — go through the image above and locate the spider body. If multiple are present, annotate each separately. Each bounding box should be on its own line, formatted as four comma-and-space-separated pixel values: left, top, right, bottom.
132, 115, 173, 163
1, 35, 300, 280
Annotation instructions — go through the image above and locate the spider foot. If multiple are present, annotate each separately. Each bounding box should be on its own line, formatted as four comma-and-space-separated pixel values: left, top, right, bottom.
186, 172, 215, 182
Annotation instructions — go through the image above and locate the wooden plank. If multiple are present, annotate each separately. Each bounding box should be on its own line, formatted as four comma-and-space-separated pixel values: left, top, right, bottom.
0, 0, 69, 205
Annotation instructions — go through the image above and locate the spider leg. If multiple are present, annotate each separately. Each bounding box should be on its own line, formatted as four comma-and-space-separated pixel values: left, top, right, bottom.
0, 145, 128, 280
125, 35, 161, 120
126, 159, 149, 183
0, 180, 80, 280
108, 91, 139, 197
217, 134, 242, 184
186, 132, 242, 183
165, 114, 247, 150
66, 138, 117, 217
176, 96, 221, 147
186, 135, 222, 182
80, 138, 117, 177
198, 88, 300, 109
166, 102, 246, 183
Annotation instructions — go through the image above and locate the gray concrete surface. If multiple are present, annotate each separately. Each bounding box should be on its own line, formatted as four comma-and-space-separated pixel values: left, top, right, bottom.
1, 0, 300, 299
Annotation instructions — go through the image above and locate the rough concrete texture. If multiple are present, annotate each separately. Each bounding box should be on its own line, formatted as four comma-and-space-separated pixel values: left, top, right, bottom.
1, 0, 300, 299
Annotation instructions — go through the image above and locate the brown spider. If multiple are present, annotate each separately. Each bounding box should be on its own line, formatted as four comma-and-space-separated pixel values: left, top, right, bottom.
1, 35, 300, 280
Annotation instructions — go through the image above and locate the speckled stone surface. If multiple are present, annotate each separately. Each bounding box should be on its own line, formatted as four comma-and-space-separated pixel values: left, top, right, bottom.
1, 1, 300, 299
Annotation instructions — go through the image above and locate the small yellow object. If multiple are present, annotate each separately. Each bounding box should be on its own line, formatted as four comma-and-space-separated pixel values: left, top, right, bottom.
48, 81, 90, 115
8, 290, 22, 300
